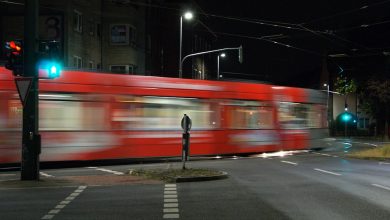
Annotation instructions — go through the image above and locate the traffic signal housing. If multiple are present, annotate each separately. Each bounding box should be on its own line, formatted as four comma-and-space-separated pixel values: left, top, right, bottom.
38, 41, 62, 79
4, 40, 24, 76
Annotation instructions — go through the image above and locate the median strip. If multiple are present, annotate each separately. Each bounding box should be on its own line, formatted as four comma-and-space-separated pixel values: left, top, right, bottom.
314, 168, 342, 176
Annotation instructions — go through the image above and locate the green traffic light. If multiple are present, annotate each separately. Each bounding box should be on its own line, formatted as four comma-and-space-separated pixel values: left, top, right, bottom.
341, 113, 352, 122
48, 63, 61, 78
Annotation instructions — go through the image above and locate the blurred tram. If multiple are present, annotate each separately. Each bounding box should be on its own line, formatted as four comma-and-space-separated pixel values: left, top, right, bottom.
0, 67, 328, 163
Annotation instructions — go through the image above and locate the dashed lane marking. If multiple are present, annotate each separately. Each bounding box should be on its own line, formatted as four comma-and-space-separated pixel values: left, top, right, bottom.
379, 162, 390, 165
40, 172, 54, 178
281, 160, 298, 166
87, 167, 124, 175
314, 168, 342, 176
41, 185, 87, 219
163, 184, 179, 219
372, 184, 390, 191
312, 152, 336, 157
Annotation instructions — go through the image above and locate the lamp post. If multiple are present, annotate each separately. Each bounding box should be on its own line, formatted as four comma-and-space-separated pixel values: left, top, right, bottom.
179, 11, 193, 78
217, 53, 225, 80
323, 83, 330, 127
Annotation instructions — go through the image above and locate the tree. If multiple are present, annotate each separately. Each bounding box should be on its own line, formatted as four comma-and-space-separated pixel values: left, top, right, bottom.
334, 76, 357, 96
360, 79, 390, 140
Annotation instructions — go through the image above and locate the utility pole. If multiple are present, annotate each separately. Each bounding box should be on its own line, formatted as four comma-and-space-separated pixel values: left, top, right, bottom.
21, 0, 40, 180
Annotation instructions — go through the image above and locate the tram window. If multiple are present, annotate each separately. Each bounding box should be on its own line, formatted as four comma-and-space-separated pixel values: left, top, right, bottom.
227, 100, 274, 129
6, 99, 22, 130
39, 94, 108, 131
279, 102, 325, 129
113, 96, 219, 130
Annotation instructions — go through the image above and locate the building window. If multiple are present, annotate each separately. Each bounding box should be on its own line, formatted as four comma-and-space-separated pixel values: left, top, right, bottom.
110, 65, 135, 74
73, 10, 83, 33
110, 24, 129, 45
73, 56, 83, 69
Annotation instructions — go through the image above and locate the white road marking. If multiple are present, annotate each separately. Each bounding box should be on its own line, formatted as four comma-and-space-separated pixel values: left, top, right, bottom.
164, 208, 179, 213
40, 172, 54, 178
332, 155, 339, 158
281, 160, 298, 166
65, 196, 75, 201
70, 193, 80, 197
165, 188, 176, 191
379, 162, 390, 165
164, 199, 178, 203
41, 186, 87, 220
164, 203, 178, 208
372, 184, 390, 191
41, 215, 54, 219
163, 214, 179, 219
163, 184, 179, 219
350, 141, 378, 147
48, 210, 60, 214
88, 167, 124, 175
60, 201, 70, 205
55, 205, 66, 209
314, 168, 342, 176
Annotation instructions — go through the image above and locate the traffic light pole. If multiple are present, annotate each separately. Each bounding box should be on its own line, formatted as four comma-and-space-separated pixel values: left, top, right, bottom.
21, 0, 40, 180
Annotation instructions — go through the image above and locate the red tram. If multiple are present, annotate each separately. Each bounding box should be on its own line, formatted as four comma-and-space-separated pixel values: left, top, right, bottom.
0, 67, 328, 163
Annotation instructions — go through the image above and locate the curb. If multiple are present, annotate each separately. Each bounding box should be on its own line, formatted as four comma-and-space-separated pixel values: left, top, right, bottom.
174, 171, 228, 183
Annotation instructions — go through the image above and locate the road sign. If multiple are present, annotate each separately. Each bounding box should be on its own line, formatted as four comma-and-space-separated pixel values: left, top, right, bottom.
15, 77, 33, 107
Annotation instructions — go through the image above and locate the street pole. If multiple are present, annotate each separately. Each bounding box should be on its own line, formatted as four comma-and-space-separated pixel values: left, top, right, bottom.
217, 55, 220, 80
179, 16, 183, 78
21, 0, 40, 180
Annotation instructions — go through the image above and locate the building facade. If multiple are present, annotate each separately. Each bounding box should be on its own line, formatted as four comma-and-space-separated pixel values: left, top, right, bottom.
0, 0, 148, 74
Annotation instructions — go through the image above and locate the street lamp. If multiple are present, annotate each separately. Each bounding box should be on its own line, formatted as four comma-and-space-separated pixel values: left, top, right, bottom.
179, 11, 193, 78
217, 53, 226, 80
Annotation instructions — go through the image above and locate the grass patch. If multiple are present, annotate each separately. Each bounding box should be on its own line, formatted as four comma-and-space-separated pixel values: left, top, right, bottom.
349, 144, 390, 160
128, 168, 224, 183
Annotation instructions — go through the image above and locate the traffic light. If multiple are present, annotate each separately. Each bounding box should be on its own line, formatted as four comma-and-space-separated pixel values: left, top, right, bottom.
4, 40, 24, 76
38, 41, 62, 78
341, 112, 352, 122
38, 60, 62, 79
48, 62, 61, 78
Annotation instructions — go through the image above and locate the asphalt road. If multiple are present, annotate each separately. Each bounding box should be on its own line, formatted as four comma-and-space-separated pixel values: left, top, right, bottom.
0, 139, 390, 219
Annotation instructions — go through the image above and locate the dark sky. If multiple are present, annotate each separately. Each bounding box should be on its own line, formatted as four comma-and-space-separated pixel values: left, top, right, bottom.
194, 0, 390, 87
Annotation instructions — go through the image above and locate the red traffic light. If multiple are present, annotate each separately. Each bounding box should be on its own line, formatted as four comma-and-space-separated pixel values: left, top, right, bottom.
8, 41, 22, 52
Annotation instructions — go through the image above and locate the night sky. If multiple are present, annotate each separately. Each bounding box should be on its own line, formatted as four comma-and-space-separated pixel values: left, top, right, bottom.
193, 0, 390, 87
